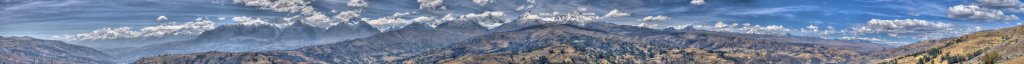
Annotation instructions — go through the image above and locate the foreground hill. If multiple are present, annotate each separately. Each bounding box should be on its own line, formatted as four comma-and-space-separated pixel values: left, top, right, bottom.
402, 24, 886, 64
134, 22, 887, 64
0, 36, 113, 64
873, 25, 1024, 64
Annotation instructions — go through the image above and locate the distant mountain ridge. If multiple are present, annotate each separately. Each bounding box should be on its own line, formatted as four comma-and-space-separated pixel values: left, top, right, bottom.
134, 21, 888, 64
109, 21, 382, 63
0, 36, 113, 64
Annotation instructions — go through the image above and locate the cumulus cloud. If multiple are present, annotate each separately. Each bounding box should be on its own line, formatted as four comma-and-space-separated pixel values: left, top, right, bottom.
798, 25, 842, 36
522, 11, 604, 24
604, 9, 630, 18
975, 0, 1021, 8
417, 0, 444, 10
233, 0, 318, 15
460, 11, 507, 29
473, 0, 492, 6
363, 13, 415, 32
54, 19, 216, 41
363, 17, 410, 32
348, 0, 368, 8
334, 10, 361, 22
853, 19, 953, 38
804, 25, 819, 32
157, 16, 168, 21
232, 16, 273, 26
302, 13, 336, 28
690, 0, 705, 5
639, 15, 670, 22
687, 22, 793, 35
948, 5, 1020, 22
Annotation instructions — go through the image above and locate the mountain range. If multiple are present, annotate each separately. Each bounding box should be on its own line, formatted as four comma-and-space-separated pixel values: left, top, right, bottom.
105, 20, 381, 63
132, 20, 891, 64
5, 19, 1024, 63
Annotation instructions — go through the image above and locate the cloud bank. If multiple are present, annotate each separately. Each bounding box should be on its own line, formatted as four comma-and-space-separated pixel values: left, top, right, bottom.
348, 0, 368, 8
639, 15, 670, 22
948, 5, 1019, 22
853, 19, 953, 38
54, 19, 215, 41
604, 9, 630, 18
418, 0, 444, 10
975, 0, 1021, 8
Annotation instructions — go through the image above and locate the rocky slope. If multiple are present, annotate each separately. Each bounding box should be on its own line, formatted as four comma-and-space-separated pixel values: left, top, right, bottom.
0, 36, 113, 64
873, 25, 1024, 64
134, 22, 887, 64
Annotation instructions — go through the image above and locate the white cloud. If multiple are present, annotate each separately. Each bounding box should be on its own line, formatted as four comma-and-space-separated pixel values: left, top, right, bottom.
362, 17, 411, 32
690, 22, 793, 35
604, 9, 630, 18
525, 11, 604, 24
853, 19, 957, 39
334, 10, 361, 22
54, 19, 215, 41
302, 13, 335, 28
975, 0, 1021, 8
417, 0, 444, 10
473, 0, 492, 6
362, 13, 418, 32
516, 0, 540, 11
948, 5, 1020, 22
461, 11, 507, 29
232, 16, 273, 26
413, 16, 434, 21
690, 0, 705, 5
804, 25, 819, 32
634, 23, 659, 28
515, 5, 535, 11
639, 15, 670, 22
348, 0, 368, 8
157, 16, 168, 21
232, 0, 318, 15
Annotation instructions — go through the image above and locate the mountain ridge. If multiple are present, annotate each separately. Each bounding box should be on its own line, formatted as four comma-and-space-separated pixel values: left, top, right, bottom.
872, 25, 1024, 64
0, 36, 114, 64
134, 21, 887, 64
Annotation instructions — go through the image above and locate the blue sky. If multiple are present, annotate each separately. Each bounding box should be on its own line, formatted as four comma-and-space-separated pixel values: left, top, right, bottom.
2, 0, 1023, 45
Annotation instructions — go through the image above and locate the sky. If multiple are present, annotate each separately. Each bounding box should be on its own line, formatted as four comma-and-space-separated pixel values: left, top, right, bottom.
2, 0, 1024, 45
